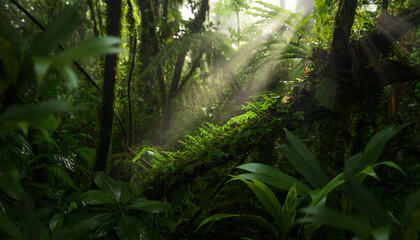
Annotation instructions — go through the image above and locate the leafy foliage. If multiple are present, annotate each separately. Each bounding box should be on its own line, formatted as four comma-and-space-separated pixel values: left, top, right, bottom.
198, 124, 413, 239
1, 0, 419, 239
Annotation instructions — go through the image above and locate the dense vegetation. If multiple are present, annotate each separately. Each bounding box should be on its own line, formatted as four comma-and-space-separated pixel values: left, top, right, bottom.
0, 0, 420, 239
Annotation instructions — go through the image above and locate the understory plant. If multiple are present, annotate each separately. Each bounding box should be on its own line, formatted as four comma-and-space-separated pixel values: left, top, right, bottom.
79, 172, 176, 239
302, 177, 420, 240
0, 7, 176, 240
197, 124, 411, 239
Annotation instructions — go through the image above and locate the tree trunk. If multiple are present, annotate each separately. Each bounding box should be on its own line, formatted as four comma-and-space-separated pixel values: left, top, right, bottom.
138, 0, 165, 143
127, 35, 137, 147
161, 0, 209, 133
94, 0, 122, 172
319, 0, 357, 105
328, 0, 358, 78
87, 0, 99, 37
236, 10, 240, 47
95, 0, 104, 35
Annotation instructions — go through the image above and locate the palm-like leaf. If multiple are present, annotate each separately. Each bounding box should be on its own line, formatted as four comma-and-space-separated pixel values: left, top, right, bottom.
277, 128, 329, 189
235, 163, 311, 195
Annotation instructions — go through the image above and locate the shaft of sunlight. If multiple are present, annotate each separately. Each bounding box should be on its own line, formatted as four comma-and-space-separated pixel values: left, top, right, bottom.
167, 2, 301, 140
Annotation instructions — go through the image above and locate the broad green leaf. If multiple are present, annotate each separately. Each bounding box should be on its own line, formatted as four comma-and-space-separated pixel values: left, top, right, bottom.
277, 128, 328, 188
31, 7, 84, 57
341, 177, 391, 227
345, 152, 363, 171
80, 190, 116, 205
120, 191, 131, 205
281, 184, 298, 238
37, 114, 62, 133
33, 57, 51, 84
73, 147, 95, 169
302, 172, 347, 237
235, 163, 312, 195
196, 213, 271, 232
67, 201, 77, 213
157, 218, 177, 233
233, 176, 284, 232
52, 37, 122, 65
358, 165, 380, 181
59, 65, 78, 90
115, 215, 147, 240
284, 184, 297, 212
304, 222, 324, 240
196, 214, 240, 231
354, 123, 410, 173
0, 180, 23, 200
87, 215, 117, 239
129, 198, 172, 214
373, 161, 405, 176
50, 214, 64, 233
94, 172, 127, 202
301, 206, 372, 236
0, 100, 72, 136
129, 176, 143, 197
51, 216, 101, 240
9, 132, 34, 157
48, 166, 77, 189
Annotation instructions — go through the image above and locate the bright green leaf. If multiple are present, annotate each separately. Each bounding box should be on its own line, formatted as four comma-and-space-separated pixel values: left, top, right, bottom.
80, 190, 116, 205
50, 214, 64, 233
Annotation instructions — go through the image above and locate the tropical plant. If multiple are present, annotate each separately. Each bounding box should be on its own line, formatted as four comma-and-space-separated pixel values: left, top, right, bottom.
301, 177, 420, 240
79, 172, 176, 239
0, 7, 121, 136
0, 6, 126, 240
197, 124, 409, 239
196, 181, 298, 239
0, 156, 102, 240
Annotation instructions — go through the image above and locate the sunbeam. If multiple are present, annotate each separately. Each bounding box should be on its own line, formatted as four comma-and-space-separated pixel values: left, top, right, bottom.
166, 1, 306, 141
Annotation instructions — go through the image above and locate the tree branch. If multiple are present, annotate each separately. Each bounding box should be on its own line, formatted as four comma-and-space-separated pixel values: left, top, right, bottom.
177, 50, 204, 94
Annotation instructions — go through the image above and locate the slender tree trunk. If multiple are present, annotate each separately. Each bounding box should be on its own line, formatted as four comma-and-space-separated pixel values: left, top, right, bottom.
127, 35, 137, 147
162, 52, 186, 132
138, 0, 165, 143
94, 0, 122, 172
138, 0, 157, 74
126, 0, 137, 147
161, 0, 209, 132
87, 0, 99, 37
95, 0, 104, 35
177, 51, 205, 94
236, 10, 240, 47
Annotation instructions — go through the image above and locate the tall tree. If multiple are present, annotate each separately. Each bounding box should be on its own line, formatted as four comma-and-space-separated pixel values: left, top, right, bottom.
137, 0, 166, 143
214, 0, 249, 47
95, 0, 122, 172
161, 0, 209, 132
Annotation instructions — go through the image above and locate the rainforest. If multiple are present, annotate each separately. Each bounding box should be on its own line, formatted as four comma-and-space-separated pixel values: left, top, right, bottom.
0, 0, 420, 239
